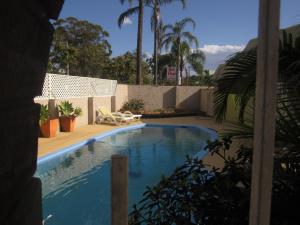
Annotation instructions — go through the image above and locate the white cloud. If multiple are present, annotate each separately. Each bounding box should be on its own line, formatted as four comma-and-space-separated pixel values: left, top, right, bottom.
123, 17, 133, 25
144, 51, 152, 59
200, 44, 245, 55
197, 44, 245, 70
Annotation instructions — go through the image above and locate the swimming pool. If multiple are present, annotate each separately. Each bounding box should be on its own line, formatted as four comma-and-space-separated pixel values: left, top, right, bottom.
37, 124, 217, 225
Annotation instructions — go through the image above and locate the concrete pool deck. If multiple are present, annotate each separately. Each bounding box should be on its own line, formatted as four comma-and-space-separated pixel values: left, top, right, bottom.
38, 116, 240, 169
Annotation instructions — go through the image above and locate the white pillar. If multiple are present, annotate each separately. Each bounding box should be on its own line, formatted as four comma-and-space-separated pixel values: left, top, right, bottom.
249, 1, 280, 225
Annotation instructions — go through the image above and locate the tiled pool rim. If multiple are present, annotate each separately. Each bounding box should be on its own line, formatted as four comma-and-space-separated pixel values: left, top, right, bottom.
37, 123, 218, 165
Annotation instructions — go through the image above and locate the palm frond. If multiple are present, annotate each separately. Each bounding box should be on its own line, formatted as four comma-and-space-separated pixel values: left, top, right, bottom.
163, 24, 174, 32
214, 49, 257, 122
182, 31, 199, 48
179, 17, 196, 31
214, 29, 300, 153
157, 0, 187, 8
162, 36, 175, 51
119, 0, 134, 5
118, 6, 139, 28
187, 50, 206, 75
221, 120, 254, 140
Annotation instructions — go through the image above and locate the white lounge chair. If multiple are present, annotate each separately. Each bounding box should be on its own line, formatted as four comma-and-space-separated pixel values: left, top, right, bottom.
122, 111, 142, 120
96, 107, 134, 125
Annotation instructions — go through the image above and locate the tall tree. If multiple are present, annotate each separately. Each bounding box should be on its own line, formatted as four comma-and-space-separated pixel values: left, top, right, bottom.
146, 0, 187, 85
170, 41, 205, 85
48, 17, 111, 77
105, 51, 151, 84
163, 17, 199, 85
118, 0, 144, 85
157, 21, 167, 55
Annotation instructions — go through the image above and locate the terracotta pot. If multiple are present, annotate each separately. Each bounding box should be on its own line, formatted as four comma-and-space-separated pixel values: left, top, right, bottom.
40, 119, 59, 138
59, 116, 76, 132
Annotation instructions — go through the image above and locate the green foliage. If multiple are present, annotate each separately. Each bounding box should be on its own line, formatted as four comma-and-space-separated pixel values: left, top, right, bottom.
118, 0, 144, 84
161, 18, 204, 84
163, 17, 199, 52
74, 107, 83, 117
128, 29, 300, 225
186, 49, 206, 75
171, 41, 205, 75
147, 53, 175, 83
145, 0, 187, 83
48, 17, 111, 77
188, 72, 215, 86
148, 48, 206, 85
129, 137, 300, 225
58, 101, 74, 117
121, 99, 145, 113
214, 49, 256, 122
39, 104, 49, 125
105, 51, 152, 84
214, 29, 300, 123
58, 101, 82, 117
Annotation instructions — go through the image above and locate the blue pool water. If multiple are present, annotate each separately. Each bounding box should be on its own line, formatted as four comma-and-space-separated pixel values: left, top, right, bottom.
37, 124, 216, 225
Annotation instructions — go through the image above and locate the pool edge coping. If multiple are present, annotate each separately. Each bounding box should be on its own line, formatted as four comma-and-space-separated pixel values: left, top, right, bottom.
38, 123, 218, 165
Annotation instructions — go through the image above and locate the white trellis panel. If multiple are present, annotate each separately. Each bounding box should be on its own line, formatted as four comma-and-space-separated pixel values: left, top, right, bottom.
51, 74, 91, 99
90, 78, 117, 97
35, 73, 117, 99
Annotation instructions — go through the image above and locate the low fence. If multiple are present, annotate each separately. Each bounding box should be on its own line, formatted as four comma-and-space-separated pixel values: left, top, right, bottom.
34, 74, 215, 128
114, 85, 215, 116
35, 73, 117, 99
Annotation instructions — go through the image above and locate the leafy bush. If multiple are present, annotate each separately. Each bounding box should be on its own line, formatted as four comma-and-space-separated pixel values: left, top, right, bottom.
189, 74, 216, 86
74, 107, 82, 117
121, 99, 144, 113
129, 137, 300, 225
128, 28, 300, 225
58, 101, 82, 117
39, 104, 49, 125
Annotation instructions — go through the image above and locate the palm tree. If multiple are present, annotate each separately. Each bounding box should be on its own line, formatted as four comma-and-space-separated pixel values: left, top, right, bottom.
118, 0, 144, 85
213, 30, 300, 146
157, 21, 167, 55
163, 17, 199, 85
170, 41, 205, 85
146, 0, 187, 85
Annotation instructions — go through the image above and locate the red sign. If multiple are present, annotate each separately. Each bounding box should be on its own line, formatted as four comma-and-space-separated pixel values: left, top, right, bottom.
167, 67, 176, 80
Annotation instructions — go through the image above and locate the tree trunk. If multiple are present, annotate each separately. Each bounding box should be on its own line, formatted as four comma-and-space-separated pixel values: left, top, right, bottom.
153, 3, 159, 85
180, 59, 183, 86
136, 0, 144, 85
176, 39, 181, 85
185, 67, 189, 86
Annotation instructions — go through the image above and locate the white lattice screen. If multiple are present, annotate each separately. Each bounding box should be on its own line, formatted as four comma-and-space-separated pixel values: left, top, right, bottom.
35, 74, 117, 99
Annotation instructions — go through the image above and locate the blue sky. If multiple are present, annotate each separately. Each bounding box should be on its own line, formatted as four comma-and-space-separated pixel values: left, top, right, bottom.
60, 0, 300, 70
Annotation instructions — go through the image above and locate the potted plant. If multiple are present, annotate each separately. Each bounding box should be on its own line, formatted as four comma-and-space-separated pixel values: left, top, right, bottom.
39, 104, 59, 138
58, 101, 82, 132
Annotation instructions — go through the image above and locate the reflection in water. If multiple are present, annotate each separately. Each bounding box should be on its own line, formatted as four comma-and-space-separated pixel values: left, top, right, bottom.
88, 143, 95, 153
37, 126, 213, 225
129, 142, 142, 178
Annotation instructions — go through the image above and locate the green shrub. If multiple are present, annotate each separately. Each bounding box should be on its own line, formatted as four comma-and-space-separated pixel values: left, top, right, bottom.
129, 29, 300, 225
74, 107, 82, 117
129, 137, 300, 225
58, 101, 82, 117
121, 99, 144, 113
39, 104, 49, 125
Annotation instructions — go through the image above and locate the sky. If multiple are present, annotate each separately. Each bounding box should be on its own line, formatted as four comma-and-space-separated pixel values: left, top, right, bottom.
59, 0, 300, 70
